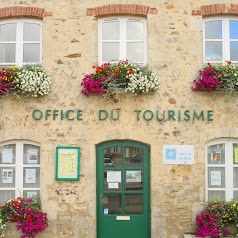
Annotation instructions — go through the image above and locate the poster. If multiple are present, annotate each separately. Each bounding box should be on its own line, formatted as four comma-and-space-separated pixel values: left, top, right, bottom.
235, 148, 238, 163
56, 147, 80, 181
2, 169, 13, 183
2, 149, 13, 163
27, 149, 38, 164
25, 169, 36, 184
107, 171, 121, 183
211, 149, 221, 163
126, 171, 142, 183
211, 171, 221, 186
58, 150, 77, 177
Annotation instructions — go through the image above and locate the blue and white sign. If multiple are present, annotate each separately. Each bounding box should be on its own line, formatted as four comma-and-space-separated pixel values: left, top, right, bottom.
163, 145, 194, 164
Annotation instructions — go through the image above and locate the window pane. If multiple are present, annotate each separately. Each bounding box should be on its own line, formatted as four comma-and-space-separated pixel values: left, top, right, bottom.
127, 21, 144, 40
0, 43, 16, 63
205, 21, 222, 39
0, 23, 16, 41
205, 41, 222, 61
125, 170, 143, 191
23, 43, 40, 63
0, 190, 15, 205
125, 194, 143, 214
207, 144, 225, 164
230, 20, 238, 39
127, 42, 144, 62
125, 147, 143, 168
0, 167, 15, 188
102, 21, 119, 40
104, 147, 122, 168
102, 42, 119, 62
103, 194, 122, 214
234, 191, 238, 200
104, 170, 122, 192
23, 23, 41, 41
0, 144, 16, 164
23, 144, 40, 164
233, 168, 238, 188
208, 191, 225, 201
23, 190, 40, 198
230, 42, 238, 61
23, 167, 40, 188
208, 167, 225, 188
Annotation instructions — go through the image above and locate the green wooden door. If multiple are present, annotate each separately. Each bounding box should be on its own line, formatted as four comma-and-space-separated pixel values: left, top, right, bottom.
96, 141, 150, 238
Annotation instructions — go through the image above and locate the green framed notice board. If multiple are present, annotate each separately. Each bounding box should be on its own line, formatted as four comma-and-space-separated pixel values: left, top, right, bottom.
56, 146, 80, 181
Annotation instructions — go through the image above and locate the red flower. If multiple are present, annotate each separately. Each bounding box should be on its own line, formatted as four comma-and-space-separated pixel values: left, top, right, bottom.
114, 70, 119, 75
128, 70, 133, 74
227, 61, 231, 65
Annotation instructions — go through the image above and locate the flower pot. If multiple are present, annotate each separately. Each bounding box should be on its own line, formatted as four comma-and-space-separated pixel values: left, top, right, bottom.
224, 223, 237, 236
0, 227, 6, 237
8, 214, 17, 222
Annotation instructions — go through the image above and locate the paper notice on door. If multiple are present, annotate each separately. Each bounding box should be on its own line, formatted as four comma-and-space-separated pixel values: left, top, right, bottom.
211, 171, 221, 186
107, 171, 121, 183
108, 183, 118, 189
104, 208, 109, 215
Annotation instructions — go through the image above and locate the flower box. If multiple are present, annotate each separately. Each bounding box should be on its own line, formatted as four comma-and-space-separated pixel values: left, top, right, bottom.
81, 60, 159, 103
192, 61, 238, 93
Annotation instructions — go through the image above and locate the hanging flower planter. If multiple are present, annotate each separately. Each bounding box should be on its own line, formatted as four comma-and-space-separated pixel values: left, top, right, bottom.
192, 61, 238, 93
81, 60, 160, 103
0, 65, 51, 99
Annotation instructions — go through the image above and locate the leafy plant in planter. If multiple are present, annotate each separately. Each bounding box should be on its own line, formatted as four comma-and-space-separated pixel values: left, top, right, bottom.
1, 197, 48, 238
195, 200, 238, 237
0, 65, 51, 98
192, 61, 238, 93
81, 60, 160, 103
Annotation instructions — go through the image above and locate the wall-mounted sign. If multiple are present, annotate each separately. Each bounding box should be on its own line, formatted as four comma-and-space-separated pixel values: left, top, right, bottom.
163, 145, 194, 164
56, 146, 80, 181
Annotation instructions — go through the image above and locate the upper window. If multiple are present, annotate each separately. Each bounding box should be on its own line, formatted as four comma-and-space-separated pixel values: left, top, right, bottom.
0, 140, 41, 205
98, 17, 147, 65
206, 138, 238, 201
204, 17, 238, 63
0, 19, 42, 67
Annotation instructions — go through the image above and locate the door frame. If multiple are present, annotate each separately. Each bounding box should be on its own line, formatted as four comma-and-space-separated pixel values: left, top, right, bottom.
96, 140, 151, 238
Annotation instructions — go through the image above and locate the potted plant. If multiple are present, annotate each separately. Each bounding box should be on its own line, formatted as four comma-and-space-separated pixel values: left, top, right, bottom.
0, 65, 51, 99
81, 60, 160, 103
192, 61, 238, 93
1, 197, 48, 238
185, 200, 238, 237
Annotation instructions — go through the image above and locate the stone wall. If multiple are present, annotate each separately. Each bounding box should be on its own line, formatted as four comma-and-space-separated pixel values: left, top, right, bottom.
1, 0, 238, 237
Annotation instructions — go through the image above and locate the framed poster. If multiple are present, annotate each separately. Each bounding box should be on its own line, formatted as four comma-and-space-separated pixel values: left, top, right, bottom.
25, 169, 36, 183
56, 146, 80, 181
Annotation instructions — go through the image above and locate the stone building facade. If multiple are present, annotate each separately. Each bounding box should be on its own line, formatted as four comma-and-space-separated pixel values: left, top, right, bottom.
0, 0, 238, 237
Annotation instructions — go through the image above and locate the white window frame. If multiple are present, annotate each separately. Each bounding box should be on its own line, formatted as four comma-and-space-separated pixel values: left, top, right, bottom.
206, 138, 238, 201
0, 140, 41, 201
0, 19, 42, 67
203, 16, 238, 63
98, 16, 147, 65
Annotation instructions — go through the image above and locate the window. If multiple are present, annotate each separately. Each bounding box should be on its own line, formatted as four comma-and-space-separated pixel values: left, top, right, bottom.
0, 19, 42, 67
0, 141, 41, 204
206, 138, 238, 201
204, 17, 238, 63
98, 17, 147, 65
